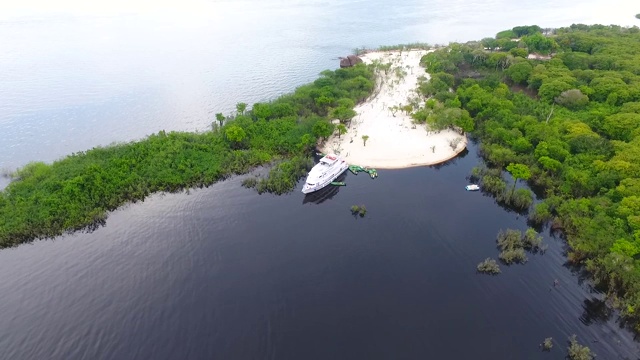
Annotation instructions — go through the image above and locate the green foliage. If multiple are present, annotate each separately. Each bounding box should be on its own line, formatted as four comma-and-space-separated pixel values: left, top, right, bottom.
542, 337, 553, 351
512, 25, 542, 37
253, 156, 313, 195
336, 124, 347, 138
350, 204, 367, 217
496, 30, 517, 39
555, 89, 589, 109
236, 102, 247, 115
509, 47, 528, 58
362, 135, 369, 146
312, 121, 334, 140
506, 163, 531, 192
477, 258, 501, 274
215, 113, 225, 126
428, 25, 640, 330
495, 228, 543, 264
522, 33, 557, 54
499, 247, 528, 264
567, 335, 594, 360
331, 106, 357, 123
0, 63, 375, 247
506, 61, 533, 84
225, 125, 247, 145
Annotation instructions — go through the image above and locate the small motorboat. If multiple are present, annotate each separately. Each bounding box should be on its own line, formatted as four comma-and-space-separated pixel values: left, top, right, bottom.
465, 184, 480, 191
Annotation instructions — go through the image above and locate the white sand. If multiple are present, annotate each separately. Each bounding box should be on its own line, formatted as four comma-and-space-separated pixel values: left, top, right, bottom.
320, 49, 466, 168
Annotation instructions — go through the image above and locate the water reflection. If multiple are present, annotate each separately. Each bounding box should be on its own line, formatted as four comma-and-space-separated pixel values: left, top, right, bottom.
580, 297, 613, 326
302, 172, 347, 205
429, 146, 469, 170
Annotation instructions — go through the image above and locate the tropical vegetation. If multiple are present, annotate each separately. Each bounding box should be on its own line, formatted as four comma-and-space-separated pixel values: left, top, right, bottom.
417, 23, 640, 330
0, 64, 374, 247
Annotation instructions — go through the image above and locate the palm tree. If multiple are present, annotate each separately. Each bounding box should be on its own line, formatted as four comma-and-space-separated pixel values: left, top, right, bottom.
236, 102, 247, 116
336, 124, 347, 138
362, 135, 369, 146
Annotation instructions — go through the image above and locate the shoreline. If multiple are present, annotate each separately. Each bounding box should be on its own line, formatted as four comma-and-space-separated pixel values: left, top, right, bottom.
320, 49, 467, 169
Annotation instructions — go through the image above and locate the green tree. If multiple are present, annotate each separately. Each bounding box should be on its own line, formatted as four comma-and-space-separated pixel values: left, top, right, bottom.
312, 121, 333, 140
506, 61, 533, 84
336, 124, 347, 138
331, 106, 357, 124
602, 113, 640, 141
225, 125, 246, 147
506, 163, 531, 193
236, 102, 247, 115
555, 89, 589, 109
362, 135, 369, 146
215, 113, 225, 127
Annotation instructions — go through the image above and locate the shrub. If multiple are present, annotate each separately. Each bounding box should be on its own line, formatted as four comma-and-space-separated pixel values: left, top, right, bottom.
499, 248, 528, 264
477, 258, 501, 274
502, 188, 533, 211
542, 337, 553, 351
241, 176, 259, 189
555, 89, 589, 109
482, 175, 507, 196
529, 202, 552, 224
350, 205, 367, 217
497, 229, 524, 251
523, 228, 543, 251
567, 335, 594, 360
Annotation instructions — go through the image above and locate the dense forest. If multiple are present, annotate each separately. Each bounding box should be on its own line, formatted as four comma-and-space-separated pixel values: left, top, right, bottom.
0, 65, 374, 247
417, 23, 640, 330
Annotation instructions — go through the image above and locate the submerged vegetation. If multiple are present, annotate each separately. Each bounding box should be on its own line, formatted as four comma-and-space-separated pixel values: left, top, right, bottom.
567, 335, 594, 360
0, 64, 375, 247
419, 23, 640, 329
477, 258, 501, 274
350, 204, 368, 217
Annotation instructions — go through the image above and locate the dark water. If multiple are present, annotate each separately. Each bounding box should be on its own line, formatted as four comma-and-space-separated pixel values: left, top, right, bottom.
2, 1, 640, 358
1, 143, 639, 359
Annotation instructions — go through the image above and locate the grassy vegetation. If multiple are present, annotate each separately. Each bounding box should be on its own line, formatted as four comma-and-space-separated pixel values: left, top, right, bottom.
0, 64, 375, 248
418, 23, 640, 330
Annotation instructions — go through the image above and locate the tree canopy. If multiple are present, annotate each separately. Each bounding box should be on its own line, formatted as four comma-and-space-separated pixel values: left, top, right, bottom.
418, 23, 640, 331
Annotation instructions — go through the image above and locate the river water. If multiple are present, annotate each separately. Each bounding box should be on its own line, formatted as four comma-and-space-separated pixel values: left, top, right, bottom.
1, 0, 639, 359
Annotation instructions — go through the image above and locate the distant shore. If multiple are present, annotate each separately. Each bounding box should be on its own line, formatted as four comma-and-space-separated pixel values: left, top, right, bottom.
320, 49, 466, 168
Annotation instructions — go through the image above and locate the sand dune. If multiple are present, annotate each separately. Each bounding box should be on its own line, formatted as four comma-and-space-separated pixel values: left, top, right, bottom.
320, 49, 466, 168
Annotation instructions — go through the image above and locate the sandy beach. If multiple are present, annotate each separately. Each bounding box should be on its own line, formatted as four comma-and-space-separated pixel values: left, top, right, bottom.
320, 49, 466, 168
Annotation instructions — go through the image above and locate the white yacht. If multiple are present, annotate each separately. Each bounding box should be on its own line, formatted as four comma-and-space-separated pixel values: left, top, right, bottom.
465, 184, 480, 191
302, 154, 349, 194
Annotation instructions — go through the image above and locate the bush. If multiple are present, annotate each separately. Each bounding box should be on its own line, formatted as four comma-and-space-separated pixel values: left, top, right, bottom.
350, 205, 367, 217
529, 202, 553, 225
555, 89, 589, 109
482, 175, 507, 196
567, 335, 594, 360
497, 229, 524, 251
254, 156, 313, 195
241, 176, 259, 189
502, 188, 533, 211
523, 228, 543, 251
499, 248, 528, 264
542, 337, 553, 351
477, 258, 501, 274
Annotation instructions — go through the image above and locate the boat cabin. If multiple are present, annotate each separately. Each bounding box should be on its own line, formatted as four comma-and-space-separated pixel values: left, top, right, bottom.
319, 154, 338, 166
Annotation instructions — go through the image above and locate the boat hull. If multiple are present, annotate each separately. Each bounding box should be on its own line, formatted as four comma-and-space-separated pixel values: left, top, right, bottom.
302, 161, 349, 194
